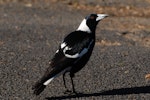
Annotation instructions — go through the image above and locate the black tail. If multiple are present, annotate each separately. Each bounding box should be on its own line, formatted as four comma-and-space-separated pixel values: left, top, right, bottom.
32, 81, 46, 95
32, 64, 61, 95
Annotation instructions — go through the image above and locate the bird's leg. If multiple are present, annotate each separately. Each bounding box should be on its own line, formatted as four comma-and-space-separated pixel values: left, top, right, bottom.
63, 71, 67, 89
63, 72, 72, 94
70, 74, 79, 95
70, 74, 83, 95
70, 76, 76, 94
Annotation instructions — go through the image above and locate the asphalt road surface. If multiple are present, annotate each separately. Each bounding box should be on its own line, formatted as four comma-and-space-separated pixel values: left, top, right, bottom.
0, 1, 150, 100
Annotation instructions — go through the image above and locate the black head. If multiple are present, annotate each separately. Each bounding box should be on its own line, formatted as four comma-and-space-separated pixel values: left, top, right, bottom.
85, 14, 108, 32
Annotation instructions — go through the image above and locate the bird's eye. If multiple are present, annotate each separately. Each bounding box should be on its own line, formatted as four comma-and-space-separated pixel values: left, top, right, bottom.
90, 16, 95, 20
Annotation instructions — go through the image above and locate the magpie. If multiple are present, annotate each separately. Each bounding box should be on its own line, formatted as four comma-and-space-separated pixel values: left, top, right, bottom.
32, 14, 108, 95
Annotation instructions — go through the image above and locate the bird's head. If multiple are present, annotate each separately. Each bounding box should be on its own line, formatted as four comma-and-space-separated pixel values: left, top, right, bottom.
77, 14, 108, 33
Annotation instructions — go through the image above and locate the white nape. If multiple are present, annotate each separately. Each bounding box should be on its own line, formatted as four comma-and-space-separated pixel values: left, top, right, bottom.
77, 19, 91, 33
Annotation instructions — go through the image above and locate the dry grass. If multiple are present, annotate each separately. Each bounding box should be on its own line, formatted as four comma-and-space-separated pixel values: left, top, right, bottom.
68, 2, 150, 17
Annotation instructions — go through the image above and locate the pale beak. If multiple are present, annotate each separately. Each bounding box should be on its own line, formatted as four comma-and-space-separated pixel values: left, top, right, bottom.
96, 14, 108, 21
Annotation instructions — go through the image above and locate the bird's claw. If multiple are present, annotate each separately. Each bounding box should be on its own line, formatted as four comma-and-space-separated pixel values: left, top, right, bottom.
64, 90, 72, 94
64, 90, 83, 96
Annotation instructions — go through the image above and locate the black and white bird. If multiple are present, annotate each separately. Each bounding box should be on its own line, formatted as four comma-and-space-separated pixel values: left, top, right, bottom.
32, 14, 108, 95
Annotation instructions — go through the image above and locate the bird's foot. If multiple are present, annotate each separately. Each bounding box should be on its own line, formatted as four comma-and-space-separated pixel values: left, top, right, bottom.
64, 89, 72, 94
72, 91, 83, 96
64, 90, 83, 96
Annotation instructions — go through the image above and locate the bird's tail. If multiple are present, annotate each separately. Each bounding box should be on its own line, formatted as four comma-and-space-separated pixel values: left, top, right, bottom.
32, 68, 56, 95
32, 65, 65, 95
32, 81, 46, 95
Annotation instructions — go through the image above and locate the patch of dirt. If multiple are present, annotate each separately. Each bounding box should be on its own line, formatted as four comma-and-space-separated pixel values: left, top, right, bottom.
122, 31, 150, 47
0, 0, 149, 48
96, 40, 121, 46
69, 4, 150, 18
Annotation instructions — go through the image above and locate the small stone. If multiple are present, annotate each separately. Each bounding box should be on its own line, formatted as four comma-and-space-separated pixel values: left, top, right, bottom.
145, 74, 150, 80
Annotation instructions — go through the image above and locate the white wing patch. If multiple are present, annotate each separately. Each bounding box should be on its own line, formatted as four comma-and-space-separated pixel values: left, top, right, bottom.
63, 40, 94, 58
56, 50, 59, 53
61, 42, 67, 49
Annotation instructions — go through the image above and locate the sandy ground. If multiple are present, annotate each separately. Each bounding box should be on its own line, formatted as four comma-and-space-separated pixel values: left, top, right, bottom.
0, 0, 150, 100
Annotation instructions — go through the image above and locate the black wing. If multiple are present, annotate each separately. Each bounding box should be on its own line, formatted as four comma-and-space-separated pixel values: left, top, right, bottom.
62, 31, 93, 56
45, 31, 93, 77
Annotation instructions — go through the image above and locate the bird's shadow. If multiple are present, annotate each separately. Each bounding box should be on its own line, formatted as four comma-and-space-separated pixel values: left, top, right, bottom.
45, 86, 150, 100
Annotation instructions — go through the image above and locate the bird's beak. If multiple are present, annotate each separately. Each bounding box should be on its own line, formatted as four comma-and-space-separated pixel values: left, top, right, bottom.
96, 14, 108, 21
